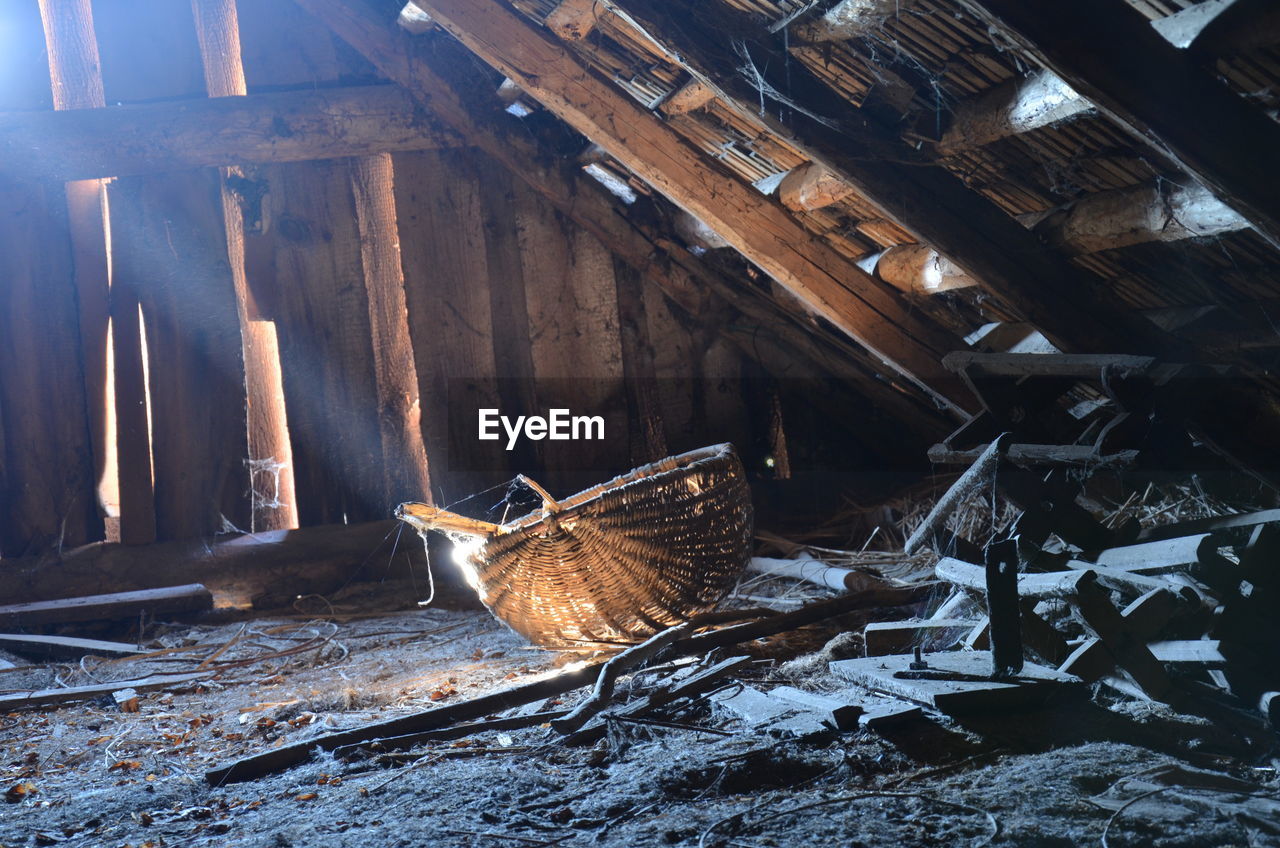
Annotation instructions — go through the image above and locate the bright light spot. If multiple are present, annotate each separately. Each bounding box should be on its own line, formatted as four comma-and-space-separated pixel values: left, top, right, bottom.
505, 101, 534, 118
764, 456, 776, 469
451, 538, 484, 593
559, 660, 590, 674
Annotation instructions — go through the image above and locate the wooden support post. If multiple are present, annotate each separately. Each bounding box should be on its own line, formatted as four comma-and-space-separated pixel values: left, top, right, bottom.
956, 0, 1280, 251
349, 153, 432, 507
0, 1, 101, 555
984, 538, 1024, 678
396, 0, 969, 408
191, 0, 298, 533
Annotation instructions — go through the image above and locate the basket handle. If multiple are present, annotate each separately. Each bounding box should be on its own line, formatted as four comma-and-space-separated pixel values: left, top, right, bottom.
516, 474, 561, 514
395, 502, 499, 539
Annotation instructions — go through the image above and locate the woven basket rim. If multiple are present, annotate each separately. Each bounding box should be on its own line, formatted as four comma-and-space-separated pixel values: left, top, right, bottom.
494, 442, 737, 536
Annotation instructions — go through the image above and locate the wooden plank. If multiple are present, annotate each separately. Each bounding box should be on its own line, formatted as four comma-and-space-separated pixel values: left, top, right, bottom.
0, 2, 101, 556
1148, 640, 1229, 666
0, 585, 212, 629
0, 86, 458, 182
293, 0, 955, 441
392, 148, 507, 502
830, 651, 1083, 714
109, 269, 156, 545
1087, 534, 1218, 573
956, 0, 1280, 251
0, 180, 102, 556
107, 172, 252, 539
383, 0, 968, 407
0, 633, 142, 659
0, 672, 209, 711
935, 558, 1092, 599
349, 153, 432, 508
942, 352, 1156, 379
1136, 509, 1280, 543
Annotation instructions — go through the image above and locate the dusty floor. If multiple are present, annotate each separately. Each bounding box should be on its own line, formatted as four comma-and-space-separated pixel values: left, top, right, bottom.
1, 586, 1278, 848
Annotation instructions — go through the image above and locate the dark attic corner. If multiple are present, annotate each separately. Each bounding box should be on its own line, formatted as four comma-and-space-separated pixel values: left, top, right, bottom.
3, 0, 1280, 845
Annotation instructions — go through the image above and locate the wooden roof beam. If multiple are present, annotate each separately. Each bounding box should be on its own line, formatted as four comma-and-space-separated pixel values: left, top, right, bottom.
292, 0, 956, 434
394, 0, 970, 408
955, 0, 1280, 251
0, 85, 459, 182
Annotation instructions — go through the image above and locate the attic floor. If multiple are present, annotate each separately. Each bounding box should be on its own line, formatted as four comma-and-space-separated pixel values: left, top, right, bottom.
1, 595, 1276, 848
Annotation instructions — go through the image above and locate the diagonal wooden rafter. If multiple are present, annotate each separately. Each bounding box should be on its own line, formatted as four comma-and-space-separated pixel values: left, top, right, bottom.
291, 0, 957, 441
609, 0, 1190, 363
954, 0, 1280, 252
323, 0, 970, 409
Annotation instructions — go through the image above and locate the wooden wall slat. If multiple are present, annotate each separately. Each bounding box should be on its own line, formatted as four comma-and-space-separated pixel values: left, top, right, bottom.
263, 158, 385, 524
477, 158, 542, 476
0, 181, 102, 556
393, 149, 507, 505
612, 258, 668, 466
513, 181, 630, 493
107, 172, 252, 539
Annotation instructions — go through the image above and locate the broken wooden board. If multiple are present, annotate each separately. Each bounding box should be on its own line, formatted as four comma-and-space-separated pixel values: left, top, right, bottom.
1085, 534, 1218, 573
0, 671, 210, 710
0, 585, 212, 628
830, 651, 1084, 715
710, 683, 832, 738
0, 633, 143, 660
863, 619, 979, 656
766, 686, 864, 730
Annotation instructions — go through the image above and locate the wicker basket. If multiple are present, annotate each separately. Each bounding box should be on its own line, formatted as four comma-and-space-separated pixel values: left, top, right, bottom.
396, 444, 753, 648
